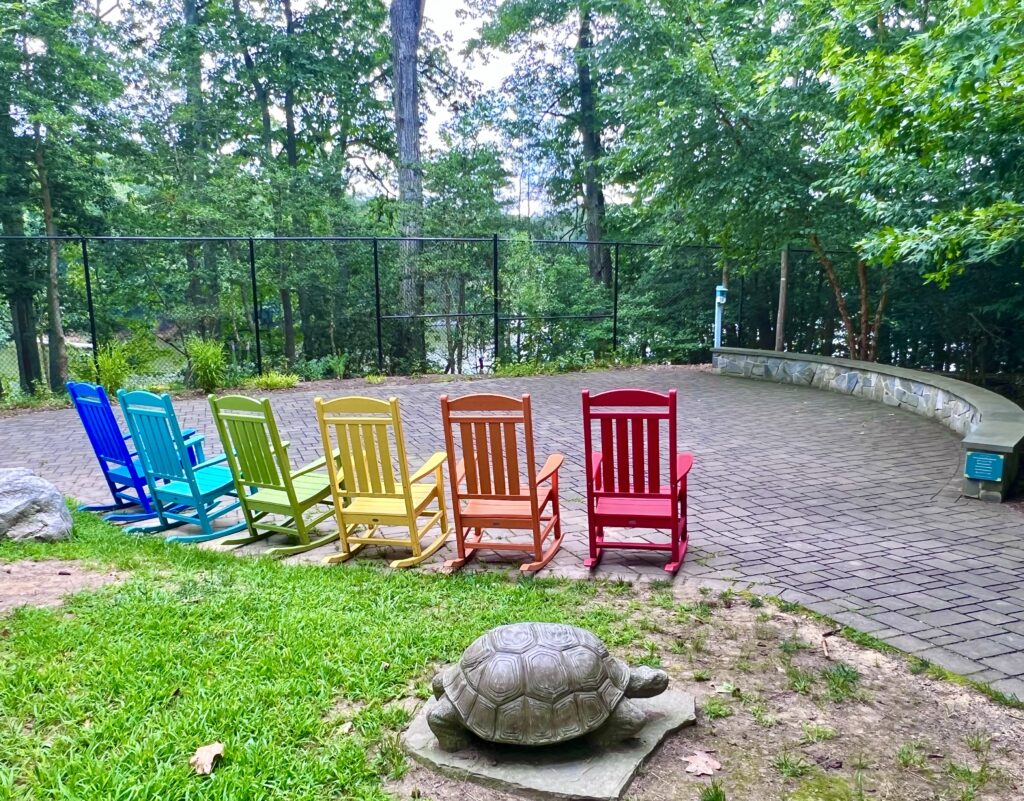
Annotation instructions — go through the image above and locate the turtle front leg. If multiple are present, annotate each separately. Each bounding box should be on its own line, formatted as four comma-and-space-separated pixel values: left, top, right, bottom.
589, 698, 647, 748
427, 696, 472, 752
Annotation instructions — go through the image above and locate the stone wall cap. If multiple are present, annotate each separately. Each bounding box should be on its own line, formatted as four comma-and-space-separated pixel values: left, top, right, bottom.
713, 347, 1024, 455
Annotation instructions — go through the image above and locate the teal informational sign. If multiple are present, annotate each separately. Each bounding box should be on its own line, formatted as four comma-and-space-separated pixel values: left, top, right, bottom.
965, 451, 1004, 482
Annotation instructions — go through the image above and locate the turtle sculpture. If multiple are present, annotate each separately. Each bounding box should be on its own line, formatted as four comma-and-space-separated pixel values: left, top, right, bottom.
428, 622, 669, 751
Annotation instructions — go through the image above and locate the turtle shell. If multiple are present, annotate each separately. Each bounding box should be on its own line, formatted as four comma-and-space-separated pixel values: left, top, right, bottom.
442, 622, 629, 746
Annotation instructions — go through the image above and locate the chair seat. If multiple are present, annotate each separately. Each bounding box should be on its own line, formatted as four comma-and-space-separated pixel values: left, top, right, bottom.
343, 484, 436, 520
461, 487, 552, 521
593, 493, 680, 522
246, 471, 332, 511
157, 464, 236, 501
107, 459, 143, 481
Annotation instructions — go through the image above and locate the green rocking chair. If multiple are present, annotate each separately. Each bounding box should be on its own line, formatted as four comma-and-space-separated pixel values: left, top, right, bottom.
209, 394, 341, 558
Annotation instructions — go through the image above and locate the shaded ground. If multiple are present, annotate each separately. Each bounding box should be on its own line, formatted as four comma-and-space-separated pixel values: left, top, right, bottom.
2, 366, 1023, 694
392, 587, 1024, 801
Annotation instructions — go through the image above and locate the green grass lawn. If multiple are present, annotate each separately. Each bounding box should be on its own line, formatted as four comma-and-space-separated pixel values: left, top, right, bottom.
0, 513, 633, 800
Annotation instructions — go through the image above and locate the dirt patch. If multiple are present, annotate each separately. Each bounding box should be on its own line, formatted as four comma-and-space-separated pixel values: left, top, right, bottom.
0, 560, 123, 613
390, 586, 1024, 801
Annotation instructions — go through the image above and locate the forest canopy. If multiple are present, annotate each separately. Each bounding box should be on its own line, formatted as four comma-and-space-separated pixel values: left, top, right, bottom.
0, 0, 1022, 396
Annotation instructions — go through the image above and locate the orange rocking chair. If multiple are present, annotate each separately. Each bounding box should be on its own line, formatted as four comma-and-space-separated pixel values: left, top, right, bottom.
439, 393, 564, 572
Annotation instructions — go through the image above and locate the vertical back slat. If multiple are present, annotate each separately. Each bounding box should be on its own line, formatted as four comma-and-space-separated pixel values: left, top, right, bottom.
504, 422, 520, 495
460, 422, 478, 493
488, 421, 505, 495
615, 418, 629, 492
348, 423, 369, 492
647, 418, 660, 493
632, 417, 645, 493
377, 424, 395, 493
335, 423, 357, 493
600, 418, 614, 490
362, 424, 382, 494
474, 422, 491, 494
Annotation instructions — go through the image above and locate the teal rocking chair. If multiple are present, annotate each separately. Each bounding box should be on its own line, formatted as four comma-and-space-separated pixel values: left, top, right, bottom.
117, 389, 245, 542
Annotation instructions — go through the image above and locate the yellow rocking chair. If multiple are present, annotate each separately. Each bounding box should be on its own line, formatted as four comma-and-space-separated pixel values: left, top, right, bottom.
315, 395, 450, 568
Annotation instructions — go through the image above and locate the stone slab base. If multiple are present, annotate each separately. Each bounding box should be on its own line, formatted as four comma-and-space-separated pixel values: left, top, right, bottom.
402, 690, 696, 801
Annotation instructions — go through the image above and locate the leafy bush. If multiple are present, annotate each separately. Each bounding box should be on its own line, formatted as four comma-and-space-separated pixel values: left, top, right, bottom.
243, 371, 299, 391
68, 342, 133, 395
295, 354, 348, 381
185, 336, 226, 393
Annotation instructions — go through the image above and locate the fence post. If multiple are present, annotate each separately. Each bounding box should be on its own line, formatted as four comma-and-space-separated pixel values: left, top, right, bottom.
373, 237, 383, 371
248, 237, 263, 375
492, 233, 500, 366
612, 243, 620, 351
81, 237, 99, 379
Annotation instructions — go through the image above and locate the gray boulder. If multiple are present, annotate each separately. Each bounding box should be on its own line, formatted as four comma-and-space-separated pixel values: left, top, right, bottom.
0, 468, 73, 542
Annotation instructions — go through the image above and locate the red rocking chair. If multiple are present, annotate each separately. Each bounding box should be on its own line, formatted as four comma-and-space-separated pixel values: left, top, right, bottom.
581, 388, 693, 574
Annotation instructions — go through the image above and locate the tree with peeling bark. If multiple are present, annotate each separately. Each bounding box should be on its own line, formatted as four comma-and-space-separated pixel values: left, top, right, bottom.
390, 0, 427, 367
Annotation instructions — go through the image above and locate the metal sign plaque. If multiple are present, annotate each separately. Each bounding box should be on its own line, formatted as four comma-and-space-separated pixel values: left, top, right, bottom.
965, 451, 1004, 482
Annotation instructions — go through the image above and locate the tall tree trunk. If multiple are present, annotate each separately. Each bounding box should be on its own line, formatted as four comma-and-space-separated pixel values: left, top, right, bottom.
390, 0, 426, 366
774, 248, 788, 351
33, 125, 67, 391
576, 7, 612, 287
0, 212, 43, 392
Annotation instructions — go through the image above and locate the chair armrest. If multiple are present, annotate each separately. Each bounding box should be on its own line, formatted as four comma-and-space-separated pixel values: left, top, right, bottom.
674, 453, 694, 481
194, 453, 228, 470
182, 428, 197, 438
294, 448, 340, 477
410, 451, 447, 483
535, 453, 564, 485
181, 434, 206, 449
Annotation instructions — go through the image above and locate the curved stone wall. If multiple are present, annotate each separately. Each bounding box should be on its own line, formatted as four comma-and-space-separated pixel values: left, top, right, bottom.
712, 347, 1024, 502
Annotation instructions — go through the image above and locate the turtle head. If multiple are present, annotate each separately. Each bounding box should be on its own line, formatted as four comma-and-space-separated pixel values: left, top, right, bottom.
625, 665, 669, 698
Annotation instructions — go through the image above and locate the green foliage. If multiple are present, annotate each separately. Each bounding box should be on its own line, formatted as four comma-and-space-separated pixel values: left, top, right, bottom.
0, 510, 637, 800
822, 663, 861, 702
698, 780, 727, 801
701, 696, 733, 720
243, 371, 300, 391
800, 722, 838, 745
774, 752, 813, 779
185, 336, 226, 393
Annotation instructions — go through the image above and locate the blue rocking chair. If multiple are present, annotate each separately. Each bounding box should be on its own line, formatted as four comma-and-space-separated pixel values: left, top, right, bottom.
117, 389, 246, 542
68, 380, 163, 522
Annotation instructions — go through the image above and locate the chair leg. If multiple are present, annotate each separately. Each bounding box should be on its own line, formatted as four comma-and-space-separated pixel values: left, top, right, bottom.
391, 506, 449, 569
166, 501, 247, 544
323, 524, 366, 565
584, 518, 603, 569
443, 526, 479, 571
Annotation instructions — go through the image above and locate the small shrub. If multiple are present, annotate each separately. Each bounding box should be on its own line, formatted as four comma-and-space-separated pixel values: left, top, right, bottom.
786, 665, 815, 694
186, 336, 226, 393
896, 741, 926, 769
800, 722, 837, 744
365, 373, 387, 385
244, 371, 299, 391
822, 663, 861, 701
702, 696, 732, 720
780, 636, 810, 655
698, 780, 727, 801
748, 595, 764, 609
692, 669, 712, 682
774, 752, 812, 779
69, 342, 132, 394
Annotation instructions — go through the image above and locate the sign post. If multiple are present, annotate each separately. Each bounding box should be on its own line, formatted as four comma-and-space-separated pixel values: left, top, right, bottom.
714, 284, 728, 348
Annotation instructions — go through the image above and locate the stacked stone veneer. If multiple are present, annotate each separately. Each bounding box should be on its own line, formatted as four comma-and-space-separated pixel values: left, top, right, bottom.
712, 351, 980, 435
712, 348, 1023, 501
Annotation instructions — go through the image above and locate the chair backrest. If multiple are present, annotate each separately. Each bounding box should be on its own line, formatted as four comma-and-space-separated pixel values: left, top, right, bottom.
440, 393, 536, 500
581, 388, 678, 497
209, 395, 292, 494
315, 396, 409, 500
117, 389, 193, 484
67, 381, 132, 466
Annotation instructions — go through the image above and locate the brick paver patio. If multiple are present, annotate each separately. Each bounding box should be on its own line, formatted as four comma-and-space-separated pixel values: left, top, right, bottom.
3, 366, 1023, 696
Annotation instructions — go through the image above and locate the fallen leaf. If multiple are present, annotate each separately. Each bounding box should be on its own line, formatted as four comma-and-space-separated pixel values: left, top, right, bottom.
684, 750, 722, 776
189, 742, 225, 776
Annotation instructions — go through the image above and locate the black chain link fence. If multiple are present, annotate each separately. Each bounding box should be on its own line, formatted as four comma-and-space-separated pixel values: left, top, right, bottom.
5, 234, 1008, 401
